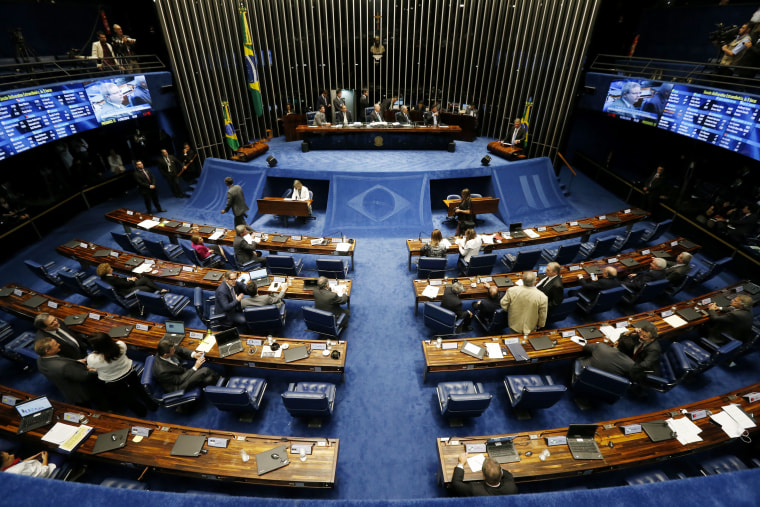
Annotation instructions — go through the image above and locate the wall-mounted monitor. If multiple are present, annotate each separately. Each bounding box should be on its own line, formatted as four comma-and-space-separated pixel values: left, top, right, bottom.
83, 75, 152, 125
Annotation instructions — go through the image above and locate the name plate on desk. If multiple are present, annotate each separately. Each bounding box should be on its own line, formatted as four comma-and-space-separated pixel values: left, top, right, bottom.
608, 258, 618, 263
624, 209, 631, 213
2, 395, 19, 406
616, 321, 628, 328
13, 289, 23, 296
687, 410, 709, 421
743, 392, 760, 403
208, 437, 229, 448
546, 436, 567, 446
568, 265, 580, 271
701, 298, 711, 305
189, 331, 204, 340
135, 323, 149, 331
126, 210, 134, 216
47, 301, 58, 309
88, 313, 101, 320
598, 215, 606, 220
311, 343, 326, 350
561, 331, 575, 338
63, 412, 84, 423
246, 339, 262, 346
537, 227, 546, 232
570, 221, 578, 226
182, 266, 193, 272
291, 235, 302, 241
503, 338, 519, 345
641, 249, 650, 255
661, 310, 673, 318
442, 342, 458, 350
131, 426, 153, 437
622, 424, 642, 435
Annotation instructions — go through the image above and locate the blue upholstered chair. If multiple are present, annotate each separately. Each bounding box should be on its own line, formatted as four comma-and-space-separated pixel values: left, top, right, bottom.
24, 260, 72, 287
540, 241, 582, 265
281, 382, 336, 423
142, 237, 184, 262
665, 270, 696, 298
303, 306, 346, 338
316, 258, 349, 279
503, 374, 566, 417
193, 287, 225, 331
697, 330, 759, 365
579, 235, 617, 260
179, 240, 223, 269
140, 355, 202, 409
436, 381, 492, 422
100, 478, 148, 489
423, 302, 464, 337
458, 253, 497, 277
640, 219, 672, 243
0, 319, 12, 344
204, 376, 267, 413
0, 330, 38, 369
306, 111, 317, 125
642, 342, 695, 392
110, 231, 148, 255
571, 359, 630, 405
267, 255, 303, 276
612, 227, 647, 252
94, 278, 142, 313
243, 304, 287, 334
625, 470, 684, 485
136, 290, 191, 318
577, 286, 625, 314
231, 247, 262, 271
500, 248, 541, 272
622, 278, 670, 305
699, 455, 752, 475
443, 194, 461, 225
680, 339, 716, 374
474, 308, 507, 334
417, 257, 447, 279
546, 296, 578, 324
692, 257, 732, 284
58, 269, 103, 299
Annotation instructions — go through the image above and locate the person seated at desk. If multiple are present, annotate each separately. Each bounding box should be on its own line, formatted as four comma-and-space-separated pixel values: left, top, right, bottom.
454, 188, 475, 236
96, 262, 166, 297
442, 281, 473, 332
569, 266, 620, 299
501, 118, 526, 147
368, 103, 384, 122
536, 261, 564, 312
396, 105, 412, 124
336, 104, 353, 125
472, 283, 501, 324
233, 224, 267, 267
623, 257, 666, 292
290, 179, 312, 216
314, 276, 350, 324
704, 294, 753, 346
1, 450, 56, 478
420, 229, 450, 258
665, 252, 692, 286
191, 234, 229, 263
215, 271, 248, 327
314, 105, 329, 126
579, 320, 661, 383
456, 228, 483, 272
154, 339, 220, 393
451, 452, 517, 496
241, 282, 287, 309
423, 103, 443, 126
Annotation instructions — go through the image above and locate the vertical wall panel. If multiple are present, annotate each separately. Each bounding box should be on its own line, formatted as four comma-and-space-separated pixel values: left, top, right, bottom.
155, 0, 599, 162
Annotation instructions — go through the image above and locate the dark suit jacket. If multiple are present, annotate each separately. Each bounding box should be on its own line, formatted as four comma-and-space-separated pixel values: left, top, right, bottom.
624, 269, 665, 292
617, 333, 662, 381
215, 280, 247, 325
336, 110, 353, 123
578, 276, 620, 300
475, 296, 501, 322
224, 184, 249, 217
157, 155, 181, 179
664, 262, 690, 285
582, 342, 634, 378
133, 168, 158, 195
152, 346, 195, 392
451, 465, 517, 496
332, 97, 344, 113
369, 110, 384, 122
395, 111, 412, 124
505, 125, 526, 146
537, 276, 564, 311
233, 234, 259, 265
37, 355, 99, 404
423, 111, 443, 125
316, 94, 331, 115
314, 287, 349, 317
441, 286, 466, 319
35, 322, 88, 360
102, 273, 138, 297
706, 307, 753, 344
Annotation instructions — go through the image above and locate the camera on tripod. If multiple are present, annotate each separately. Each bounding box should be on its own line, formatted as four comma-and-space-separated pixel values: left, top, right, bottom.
708, 23, 740, 46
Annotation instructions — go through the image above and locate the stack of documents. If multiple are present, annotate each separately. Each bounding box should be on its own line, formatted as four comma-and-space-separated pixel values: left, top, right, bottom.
422, 285, 440, 299
600, 325, 627, 343
209, 229, 225, 241
195, 334, 216, 353
137, 219, 160, 229
710, 404, 756, 438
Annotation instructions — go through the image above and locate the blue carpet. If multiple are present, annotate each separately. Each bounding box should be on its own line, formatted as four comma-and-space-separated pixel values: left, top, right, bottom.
0, 138, 756, 501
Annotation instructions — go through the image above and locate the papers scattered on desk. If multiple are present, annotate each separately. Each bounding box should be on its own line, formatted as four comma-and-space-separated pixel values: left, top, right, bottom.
267, 282, 284, 292
261, 345, 282, 358
137, 219, 160, 229
663, 315, 688, 328
42, 422, 79, 445
467, 453, 486, 473
335, 242, 351, 252
132, 262, 154, 274
722, 404, 756, 429
666, 417, 702, 445
333, 284, 347, 297
209, 229, 225, 241
440, 238, 451, 249
480, 234, 495, 245
195, 334, 216, 353
711, 411, 745, 438
514, 279, 524, 286
422, 285, 441, 299
485, 342, 503, 359
523, 228, 540, 238
600, 325, 626, 343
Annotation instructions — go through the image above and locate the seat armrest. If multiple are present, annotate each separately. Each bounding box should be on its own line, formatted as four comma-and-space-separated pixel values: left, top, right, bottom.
163, 389, 188, 403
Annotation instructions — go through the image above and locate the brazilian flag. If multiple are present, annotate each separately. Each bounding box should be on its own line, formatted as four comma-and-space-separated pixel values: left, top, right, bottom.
240, 8, 264, 117
521, 97, 533, 144
222, 101, 240, 151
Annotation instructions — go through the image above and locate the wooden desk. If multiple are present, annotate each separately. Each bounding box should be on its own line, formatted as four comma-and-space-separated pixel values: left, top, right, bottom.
0, 284, 347, 374
421, 283, 750, 380
257, 197, 313, 218
437, 382, 760, 485
443, 197, 500, 217
487, 140, 525, 160
55, 239, 352, 305
231, 141, 269, 162
406, 208, 650, 269
412, 237, 700, 313
104, 208, 356, 270
0, 385, 339, 488
295, 124, 462, 150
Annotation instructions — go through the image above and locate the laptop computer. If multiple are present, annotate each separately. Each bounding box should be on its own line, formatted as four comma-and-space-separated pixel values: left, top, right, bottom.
303, 278, 319, 289
64, 314, 88, 326
566, 424, 603, 460
651, 250, 672, 259
247, 268, 270, 288
108, 325, 133, 338
486, 436, 520, 464
63, 240, 80, 249
577, 326, 603, 340
460, 341, 486, 360
493, 277, 515, 288
607, 215, 622, 222
165, 221, 180, 228
15, 396, 54, 434
171, 434, 206, 457
537, 265, 548, 276
0, 288, 13, 297
23, 295, 49, 308
676, 307, 703, 322
270, 235, 289, 243
160, 267, 181, 277
199, 226, 215, 234
584, 265, 603, 276
125, 257, 144, 267
509, 223, 527, 239
641, 420, 676, 442
528, 335, 554, 351
162, 321, 185, 346
92, 428, 129, 454
176, 225, 192, 233
742, 282, 760, 295
256, 445, 289, 475
284, 345, 310, 363
216, 328, 243, 358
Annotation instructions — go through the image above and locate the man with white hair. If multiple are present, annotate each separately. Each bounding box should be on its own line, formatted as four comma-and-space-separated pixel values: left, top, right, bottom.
499, 271, 548, 335
623, 257, 667, 292
665, 251, 692, 285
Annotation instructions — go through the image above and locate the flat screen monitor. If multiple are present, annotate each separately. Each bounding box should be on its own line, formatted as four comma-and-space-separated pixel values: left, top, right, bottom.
82, 75, 152, 125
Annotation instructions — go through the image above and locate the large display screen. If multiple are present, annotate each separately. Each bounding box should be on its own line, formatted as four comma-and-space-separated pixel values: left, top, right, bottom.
0, 75, 153, 161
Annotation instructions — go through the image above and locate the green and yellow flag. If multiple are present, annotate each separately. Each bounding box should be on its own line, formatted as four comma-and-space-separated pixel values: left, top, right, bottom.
240, 8, 264, 117
521, 97, 533, 144
222, 101, 240, 151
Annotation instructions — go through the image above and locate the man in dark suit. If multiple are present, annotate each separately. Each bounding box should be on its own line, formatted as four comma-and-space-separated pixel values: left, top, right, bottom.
332, 89, 345, 121
380, 96, 397, 112
335, 104, 353, 125
571, 266, 620, 299
33, 313, 89, 360
472, 283, 501, 324
502, 118, 526, 147
623, 257, 666, 292
35, 336, 100, 406
153, 339, 219, 393
214, 271, 247, 327
642, 165, 666, 211
536, 262, 564, 312
179, 142, 201, 182
395, 105, 412, 124
233, 224, 267, 267
423, 103, 442, 126
665, 252, 692, 286
451, 453, 517, 496
316, 89, 331, 120
133, 160, 165, 214
581, 320, 661, 382
441, 281, 472, 331
220, 176, 249, 227
705, 294, 753, 345
368, 103, 384, 122
314, 276, 350, 323
96, 262, 164, 297
359, 88, 369, 111
157, 148, 185, 197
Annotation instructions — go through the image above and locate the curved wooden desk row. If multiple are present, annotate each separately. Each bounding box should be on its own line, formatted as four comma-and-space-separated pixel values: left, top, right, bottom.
438, 382, 760, 485
0, 284, 346, 373
405, 207, 650, 269
0, 385, 339, 488
105, 208, 356, 270
56, 239, 352, 304
421, 283, 749, 379
256, 197, 313, 218
487, 140, 526, 160
412, 237, 699, 313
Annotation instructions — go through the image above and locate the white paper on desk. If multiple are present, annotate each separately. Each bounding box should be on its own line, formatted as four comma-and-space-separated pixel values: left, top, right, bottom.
663, 315, 688, 328
570, 336, 587, 347
209, 229, 225, 241
422, 285, 441, 299
195, 335, 216, 353
41, 422, 78, 445
467, 453, 486, 473
335, 242, 351, 252
480, 235, 495, 245
440, 238, 451, 249
333, 284, 347, 297
514, 279, 523, 286
485, 342, 503, 359
600, 325, 626, 344
132, 263, 153, 274
722, 404, 756, 429
710, 411, 745, 438
137, 219, 159, 229
243, 234, 254, 244
261, 345, 283, 358
442, 342, 458, 350
454, 237, 464, 247
667, 417, 703, 445
523, 228, 540, 238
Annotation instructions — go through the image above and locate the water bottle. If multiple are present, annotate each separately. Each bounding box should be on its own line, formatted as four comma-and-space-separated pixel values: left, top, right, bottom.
240, 449, 249, 462
299, 448, 307, 462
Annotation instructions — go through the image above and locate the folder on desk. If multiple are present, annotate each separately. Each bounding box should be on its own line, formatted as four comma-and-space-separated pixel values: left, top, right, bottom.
93, 249, 113, 257
199, 227, 215, 234
552, 225, 568, 232
676, 307, 703, 322
506, 342, 530, 361
528, 335, 554, 351
92, 428, 128, 454
578, 222, 594, 229
493, 277, 515, 288
63, 240, 81, 249
171, 434, 207, 457
23, 295, 49, 308
642, 420, 676, 442
176, 226, 192, 233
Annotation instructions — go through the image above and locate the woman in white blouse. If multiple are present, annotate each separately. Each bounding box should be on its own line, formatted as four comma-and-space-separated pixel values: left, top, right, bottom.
1, 450, 55, 478
291, 179, 312, 215
456, 228, 482, 266
86, 332, 157, 416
